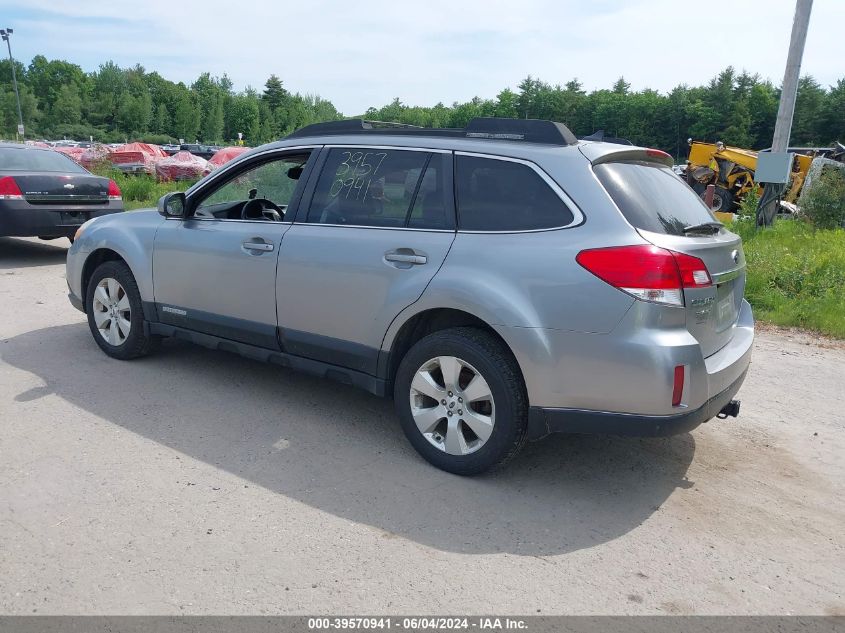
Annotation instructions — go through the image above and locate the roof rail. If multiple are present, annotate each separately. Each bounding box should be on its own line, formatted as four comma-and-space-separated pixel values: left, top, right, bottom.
286, 117, 578, 146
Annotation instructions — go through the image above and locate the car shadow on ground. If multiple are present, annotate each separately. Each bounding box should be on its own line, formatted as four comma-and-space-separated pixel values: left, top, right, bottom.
0, 237, 69, 270
1, 322, 697, 556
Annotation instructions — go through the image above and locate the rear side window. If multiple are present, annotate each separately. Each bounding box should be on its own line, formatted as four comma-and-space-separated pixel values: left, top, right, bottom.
307, 148, 450, 229
455, 155, 573, 231
594, 162, 717, 235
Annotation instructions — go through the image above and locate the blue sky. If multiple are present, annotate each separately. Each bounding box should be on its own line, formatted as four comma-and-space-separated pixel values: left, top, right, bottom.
0, 0, 840, 114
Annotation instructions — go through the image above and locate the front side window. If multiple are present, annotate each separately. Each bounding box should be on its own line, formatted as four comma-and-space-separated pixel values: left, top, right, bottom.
455, 155, 574, 231
194, 152, 311, 220
307, 148, 450, 229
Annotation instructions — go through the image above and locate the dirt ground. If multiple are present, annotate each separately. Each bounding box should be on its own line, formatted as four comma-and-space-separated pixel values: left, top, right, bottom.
0, 236, 842, 615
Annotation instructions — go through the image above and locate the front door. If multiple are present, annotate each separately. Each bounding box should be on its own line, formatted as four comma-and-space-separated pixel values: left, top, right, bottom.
277, 146, 456, 374
152, 148, 316, 348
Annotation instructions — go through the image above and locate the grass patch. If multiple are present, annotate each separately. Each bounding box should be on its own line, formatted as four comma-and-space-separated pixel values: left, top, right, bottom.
732, 217, 845, 338
87, 164, 196, 211
116, 175, 194, 210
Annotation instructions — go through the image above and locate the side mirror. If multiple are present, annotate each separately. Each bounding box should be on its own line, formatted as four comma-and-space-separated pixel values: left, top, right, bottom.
158, 192, 186, 218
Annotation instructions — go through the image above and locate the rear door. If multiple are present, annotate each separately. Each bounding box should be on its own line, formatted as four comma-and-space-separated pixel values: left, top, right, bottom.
276, 146, 455, 374
593, 159, 746, 357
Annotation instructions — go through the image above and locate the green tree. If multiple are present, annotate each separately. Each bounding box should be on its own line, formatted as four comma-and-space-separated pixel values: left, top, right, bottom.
173, 91, 199, 141
612, 77, 631, 95
226, 93, 259, 142
52, 83, 83, 125
152, 103, 172, 135
792, 76, 826, 145
494, 89, 519, 118
819, 79, 845, 143
262, 74, 289, 112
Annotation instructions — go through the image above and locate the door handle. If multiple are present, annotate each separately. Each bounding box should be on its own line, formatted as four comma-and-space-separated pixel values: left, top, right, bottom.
242, 241, 274, 252
384, 252, 427, 265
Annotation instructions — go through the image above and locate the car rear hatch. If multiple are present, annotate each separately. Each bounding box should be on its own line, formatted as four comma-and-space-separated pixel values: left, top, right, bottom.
14, 173, 111, 205
586, 145, 746, 358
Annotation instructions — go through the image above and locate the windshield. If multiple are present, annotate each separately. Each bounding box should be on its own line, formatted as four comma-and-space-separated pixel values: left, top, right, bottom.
595, 161, 717, 236
0, 148, 87, 173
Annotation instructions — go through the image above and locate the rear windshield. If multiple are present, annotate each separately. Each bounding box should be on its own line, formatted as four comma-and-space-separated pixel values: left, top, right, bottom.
594, 161, 716, 235
0, 148, 86, 173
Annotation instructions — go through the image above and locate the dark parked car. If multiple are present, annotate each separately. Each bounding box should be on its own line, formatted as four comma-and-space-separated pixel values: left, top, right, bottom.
0, 143, 124, 242
179, 144, 216, 159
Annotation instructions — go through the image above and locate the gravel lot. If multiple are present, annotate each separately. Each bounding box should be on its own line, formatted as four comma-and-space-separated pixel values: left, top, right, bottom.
0, 236, 842, 615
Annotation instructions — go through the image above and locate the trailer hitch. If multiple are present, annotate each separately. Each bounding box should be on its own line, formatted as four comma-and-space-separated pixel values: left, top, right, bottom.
717, 399, 741, 419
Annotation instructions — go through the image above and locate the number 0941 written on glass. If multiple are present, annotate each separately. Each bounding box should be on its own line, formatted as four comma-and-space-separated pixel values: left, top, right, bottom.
329, 151, 388, 200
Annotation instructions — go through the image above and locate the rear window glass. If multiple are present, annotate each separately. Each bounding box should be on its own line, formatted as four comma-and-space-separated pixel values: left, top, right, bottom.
594, 161, 716, 235
0, 148, 86, 173
455, 155, 574, 231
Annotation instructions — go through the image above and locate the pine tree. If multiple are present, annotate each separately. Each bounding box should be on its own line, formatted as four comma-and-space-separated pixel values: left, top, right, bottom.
263, 75, 289, 112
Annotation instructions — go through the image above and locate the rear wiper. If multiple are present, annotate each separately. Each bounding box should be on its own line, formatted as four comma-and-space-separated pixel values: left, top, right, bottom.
683, 221, 723, 235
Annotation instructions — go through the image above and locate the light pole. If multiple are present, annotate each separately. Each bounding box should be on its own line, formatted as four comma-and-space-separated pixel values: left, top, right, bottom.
0, 28, 24, 140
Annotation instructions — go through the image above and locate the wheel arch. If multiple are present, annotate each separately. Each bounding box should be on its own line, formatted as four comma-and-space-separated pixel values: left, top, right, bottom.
382, 307, 525, 393
81, 247, 153, 320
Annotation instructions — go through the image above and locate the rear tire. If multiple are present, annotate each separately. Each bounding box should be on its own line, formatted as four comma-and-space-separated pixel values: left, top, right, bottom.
394, 327, 528, 475
85, 260, 157, 360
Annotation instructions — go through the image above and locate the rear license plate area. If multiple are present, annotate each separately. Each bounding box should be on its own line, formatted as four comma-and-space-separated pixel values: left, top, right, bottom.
60, 211, 89, 225
715, 281, 738, 329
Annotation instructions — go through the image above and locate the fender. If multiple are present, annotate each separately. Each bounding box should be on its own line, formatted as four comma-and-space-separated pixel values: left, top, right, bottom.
73, 209, 164, 307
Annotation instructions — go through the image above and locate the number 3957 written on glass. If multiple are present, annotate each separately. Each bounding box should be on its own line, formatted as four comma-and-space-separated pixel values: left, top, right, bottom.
329, 151, 388, 199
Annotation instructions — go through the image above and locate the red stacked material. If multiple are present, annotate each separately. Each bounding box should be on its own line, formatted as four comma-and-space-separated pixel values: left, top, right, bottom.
110, 142, 168, 175
53, 146, 86, 164
80, 144, 112, 170
207, 146, 249, 171
156, 151, 210, 181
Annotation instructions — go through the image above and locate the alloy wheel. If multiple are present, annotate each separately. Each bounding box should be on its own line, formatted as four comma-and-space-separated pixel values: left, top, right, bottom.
409, 355, 495, 456
91, 277, 131, 346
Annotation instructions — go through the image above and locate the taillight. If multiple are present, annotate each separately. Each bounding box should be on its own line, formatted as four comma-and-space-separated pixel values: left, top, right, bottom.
0, 176, 23, 199
107, 179, 122, 200
674, 251, 712, 287
576, 245, 711, 306
646, 148, 672, 161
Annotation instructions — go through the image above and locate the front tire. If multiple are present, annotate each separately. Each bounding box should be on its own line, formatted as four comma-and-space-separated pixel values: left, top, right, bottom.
85, 260, 157, 360
394, 327, 528, 475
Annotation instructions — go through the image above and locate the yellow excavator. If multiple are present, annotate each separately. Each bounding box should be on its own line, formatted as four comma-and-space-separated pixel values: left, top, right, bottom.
683, 140, 822, 213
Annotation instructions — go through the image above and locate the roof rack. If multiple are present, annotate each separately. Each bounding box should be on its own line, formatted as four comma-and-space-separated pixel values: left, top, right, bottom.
286, 117, 578, 146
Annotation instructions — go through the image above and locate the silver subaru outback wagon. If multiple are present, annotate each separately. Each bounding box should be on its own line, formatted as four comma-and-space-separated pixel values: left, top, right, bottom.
66, 118, 753, 475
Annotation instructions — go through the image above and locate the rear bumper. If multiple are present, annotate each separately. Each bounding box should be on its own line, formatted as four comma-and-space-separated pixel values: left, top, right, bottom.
0, 201, 123, 238
498, 298, 754, 437
528, 367, 747, 439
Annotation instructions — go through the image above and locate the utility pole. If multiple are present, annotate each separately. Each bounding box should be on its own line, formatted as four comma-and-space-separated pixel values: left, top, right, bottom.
0, 28, 24, 141
772, 0, 813, 153
757, 0, 813, 225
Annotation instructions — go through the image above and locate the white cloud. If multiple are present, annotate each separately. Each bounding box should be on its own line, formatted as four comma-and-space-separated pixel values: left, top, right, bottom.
3, 0, 843, 114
